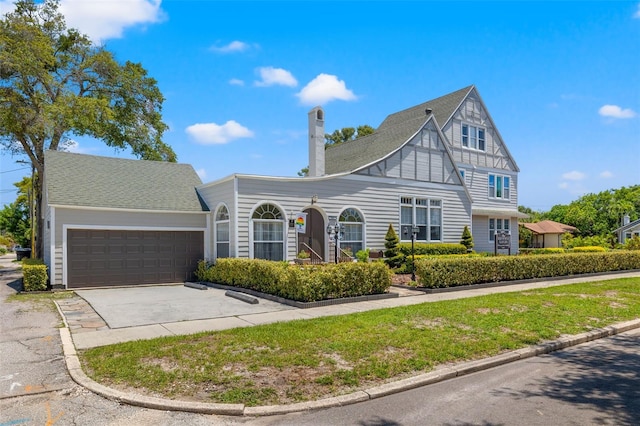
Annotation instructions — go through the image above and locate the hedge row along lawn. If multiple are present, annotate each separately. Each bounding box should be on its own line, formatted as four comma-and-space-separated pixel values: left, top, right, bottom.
80, 277, 640, 407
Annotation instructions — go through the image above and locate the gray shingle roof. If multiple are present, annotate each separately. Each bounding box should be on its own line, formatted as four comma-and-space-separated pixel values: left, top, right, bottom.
325, 85, 473, 175
45, 151, 207, 212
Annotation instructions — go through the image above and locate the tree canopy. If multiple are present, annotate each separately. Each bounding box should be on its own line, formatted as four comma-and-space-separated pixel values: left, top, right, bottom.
298, 124, 374, 176
0, 0, 174, 256
519, 185, 640, 238
0, 176, 31, 247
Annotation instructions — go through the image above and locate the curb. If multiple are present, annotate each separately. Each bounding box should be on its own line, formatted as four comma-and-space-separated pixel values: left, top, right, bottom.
59, 318, 640, 417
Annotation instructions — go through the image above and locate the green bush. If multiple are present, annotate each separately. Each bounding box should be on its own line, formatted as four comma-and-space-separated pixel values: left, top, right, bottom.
355, 248, 370, 263
415, 251, 640, 288
571, 246, 607, 253
22, 263, 48, 291
398, 242, 467, 256
196, 259, 393, 303
625, 236, 640, 250
0, 246, 7, 255
519, 248, 566, 255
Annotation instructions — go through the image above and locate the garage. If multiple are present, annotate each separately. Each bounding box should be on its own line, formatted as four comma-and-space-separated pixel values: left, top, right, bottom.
67, 229, 204, 288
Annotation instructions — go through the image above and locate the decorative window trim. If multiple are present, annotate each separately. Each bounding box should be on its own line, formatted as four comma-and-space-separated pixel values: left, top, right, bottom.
214, 204, 230, 259
249, 202, 286, 261
488, 217, 510, 242
461, 123, 486, 151
488, 174, 511, 200
400, 196, 442, 242
338, 207, 365, 255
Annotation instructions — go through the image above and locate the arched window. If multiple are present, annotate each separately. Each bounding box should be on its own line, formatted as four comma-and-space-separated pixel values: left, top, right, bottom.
339, 208, 364, 255
215, 205, 230, 258
251, 203, 285, 261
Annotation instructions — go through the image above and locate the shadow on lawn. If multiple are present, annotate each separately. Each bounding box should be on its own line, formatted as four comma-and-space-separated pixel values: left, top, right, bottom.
497, 333, 639, 425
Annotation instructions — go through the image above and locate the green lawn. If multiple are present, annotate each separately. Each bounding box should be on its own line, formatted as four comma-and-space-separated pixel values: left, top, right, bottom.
80, 277, 640, 406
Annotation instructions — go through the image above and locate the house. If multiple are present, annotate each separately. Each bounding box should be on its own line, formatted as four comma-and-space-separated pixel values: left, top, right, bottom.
43, 85, 526, 289
614, 215, 640, 244
520, 220, 577, 248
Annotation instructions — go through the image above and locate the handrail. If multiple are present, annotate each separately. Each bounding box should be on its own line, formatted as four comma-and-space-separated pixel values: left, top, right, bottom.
339, 247, 354, 262
301, 243, 323, 263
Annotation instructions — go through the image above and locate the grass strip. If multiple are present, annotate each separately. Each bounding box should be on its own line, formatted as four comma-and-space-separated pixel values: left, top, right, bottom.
80, 277, 640, 406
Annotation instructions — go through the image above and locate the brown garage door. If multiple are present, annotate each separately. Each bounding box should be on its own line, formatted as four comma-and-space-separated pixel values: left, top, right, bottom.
67, 229, 204, 288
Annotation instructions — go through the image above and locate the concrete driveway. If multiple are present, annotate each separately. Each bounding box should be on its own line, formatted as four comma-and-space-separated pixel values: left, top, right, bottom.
75, 285, 295, 329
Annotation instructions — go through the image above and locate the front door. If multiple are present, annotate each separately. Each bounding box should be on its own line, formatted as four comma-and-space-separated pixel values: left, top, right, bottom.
299, 208, 325, 262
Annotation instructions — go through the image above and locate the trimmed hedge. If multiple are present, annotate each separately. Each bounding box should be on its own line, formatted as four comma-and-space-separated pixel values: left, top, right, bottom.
415, 251, 640, 288
519, 248, 565, 255
196, 258, 392, 303
398, 242, 467, 256
571, 246, 607, 253
22, 262, 48, 291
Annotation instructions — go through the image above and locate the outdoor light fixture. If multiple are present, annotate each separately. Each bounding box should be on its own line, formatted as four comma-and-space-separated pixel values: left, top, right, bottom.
311, 194, 318, 204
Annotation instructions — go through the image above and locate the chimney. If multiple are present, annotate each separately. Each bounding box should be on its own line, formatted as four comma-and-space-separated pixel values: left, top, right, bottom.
308, 106, 325, 177
623, 214, 630, 226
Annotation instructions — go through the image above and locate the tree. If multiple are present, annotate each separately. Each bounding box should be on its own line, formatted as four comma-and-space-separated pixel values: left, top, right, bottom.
0, 177, 31, 247
0, 0, 175, 258
384, 223, 403, 269
298, 125, 374, 176
460, 225, 474, 250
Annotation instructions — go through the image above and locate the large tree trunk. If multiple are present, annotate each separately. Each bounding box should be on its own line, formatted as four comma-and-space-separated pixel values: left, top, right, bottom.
33, 169, 43, 259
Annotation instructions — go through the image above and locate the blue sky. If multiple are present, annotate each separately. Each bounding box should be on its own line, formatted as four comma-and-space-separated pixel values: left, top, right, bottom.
1, 0, 639, 211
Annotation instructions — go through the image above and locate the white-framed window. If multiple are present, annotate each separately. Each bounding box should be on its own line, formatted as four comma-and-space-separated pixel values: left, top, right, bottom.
461, 123, 486, 151
214, 204, 230, 258
251, 203, 285, 261
338, 208, 364, 254
489, 218, 510, 241
400, 197, 442, 242
488, 174, 511, 200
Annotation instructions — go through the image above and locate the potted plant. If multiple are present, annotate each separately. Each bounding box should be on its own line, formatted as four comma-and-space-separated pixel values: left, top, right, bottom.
295, 249, 311, 264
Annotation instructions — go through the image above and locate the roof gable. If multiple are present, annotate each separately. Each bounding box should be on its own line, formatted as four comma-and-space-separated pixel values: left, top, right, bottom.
44, 151, 207, 212
325, 86, 473, 175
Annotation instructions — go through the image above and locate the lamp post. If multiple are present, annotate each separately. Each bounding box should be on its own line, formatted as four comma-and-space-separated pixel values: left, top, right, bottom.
411, 226, 419, 282
326, 216, 344, 263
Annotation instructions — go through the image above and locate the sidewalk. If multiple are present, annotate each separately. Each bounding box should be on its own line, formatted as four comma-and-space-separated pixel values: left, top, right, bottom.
57, 270, 640, 417
59, 270, 640, 350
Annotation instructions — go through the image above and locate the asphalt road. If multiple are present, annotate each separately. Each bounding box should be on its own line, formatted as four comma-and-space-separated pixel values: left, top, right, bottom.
1, 255, 638, 425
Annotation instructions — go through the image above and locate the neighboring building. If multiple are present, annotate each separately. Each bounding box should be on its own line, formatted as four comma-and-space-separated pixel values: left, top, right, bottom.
614, 215, 640, 244
43, 85, 526, 288
520, 220, 577, 248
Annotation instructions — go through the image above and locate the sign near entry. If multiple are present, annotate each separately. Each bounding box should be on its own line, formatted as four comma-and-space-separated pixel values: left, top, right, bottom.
495, 231, 511, 250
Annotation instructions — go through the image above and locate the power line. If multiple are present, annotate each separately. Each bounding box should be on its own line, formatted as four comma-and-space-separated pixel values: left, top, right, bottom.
0, 167, 30, 174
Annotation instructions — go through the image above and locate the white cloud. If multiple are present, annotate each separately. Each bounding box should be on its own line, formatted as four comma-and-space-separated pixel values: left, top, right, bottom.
59, 0, 165, 42
598, 104, 637, 119
210, 40, 252, 54
254, 67, 298, 87
600, 171, 613, 179
195, 168, 207, 180
186, 121, 254, 145
634, 3, 640, 18
562, 171, 587, 181
229, 78, 245, 86
0, 1, 15, 15
296, 74, 357, 105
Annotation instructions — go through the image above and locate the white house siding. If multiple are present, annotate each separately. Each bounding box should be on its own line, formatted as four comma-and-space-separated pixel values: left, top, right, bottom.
472, 215, 520, 253
197, 177, 236, 258
219, 175, 471, 261
49, 207, 208, 286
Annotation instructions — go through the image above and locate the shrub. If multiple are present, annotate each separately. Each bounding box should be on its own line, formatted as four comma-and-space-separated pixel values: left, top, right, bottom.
355, 248, 370, 263
415, 251, 640, 288
460, 225, 474, 250
0, 246, 7, 255
624, 236, 640, 251
562, 233, 613, 249
398, 242, 467, 256
196, 258, 392, 302
384, 224, 403, 269
571, 246, 606, 253
22, 262, 48, 291
519, 248, 566, 255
